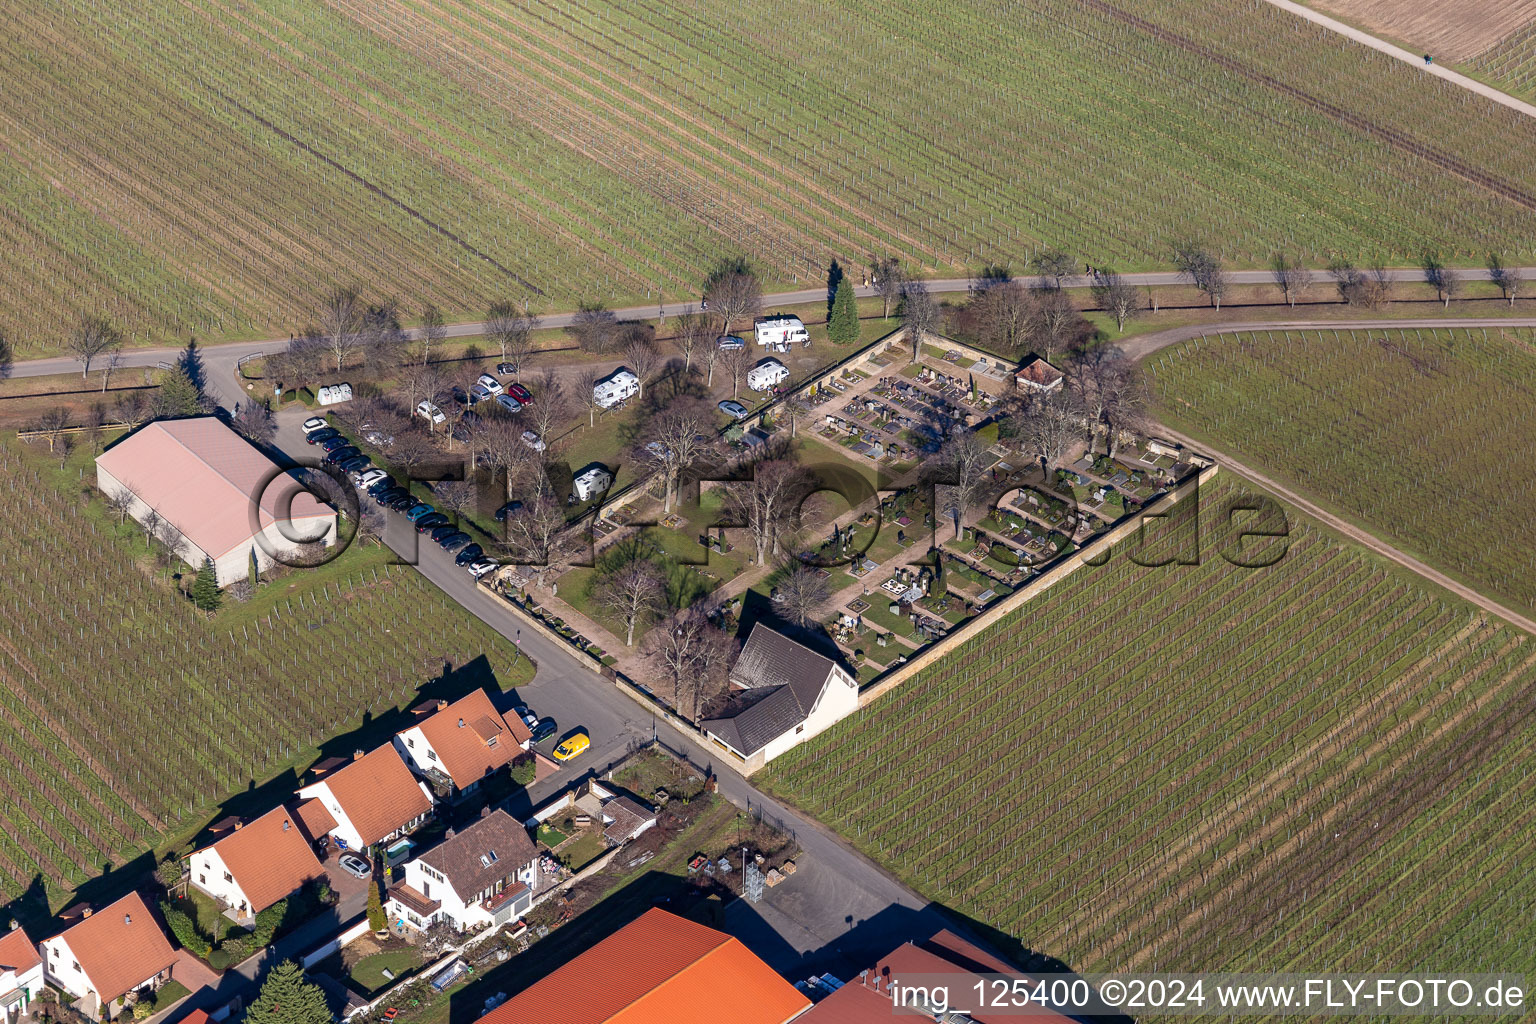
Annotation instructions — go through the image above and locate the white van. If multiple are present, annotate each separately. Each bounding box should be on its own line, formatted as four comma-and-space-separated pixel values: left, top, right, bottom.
754, 315, 809, 350
571, 465, 613, 502
746, 359, 790, 392
593, 368, 640, 409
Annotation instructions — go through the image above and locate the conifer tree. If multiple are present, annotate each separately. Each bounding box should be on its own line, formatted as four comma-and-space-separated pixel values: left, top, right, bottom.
192, 558, 221, 612
246, 961, 331, 1024
828, 277, 860, 345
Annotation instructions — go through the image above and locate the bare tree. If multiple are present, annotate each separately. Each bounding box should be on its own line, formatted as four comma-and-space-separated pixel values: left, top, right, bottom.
671, 308, 710, 377
899, 279, 940, 363
317, 285, 365, 372
104, 483, 137, 524
434, 480, 477, 518
775, 562, 829, 627
395, 364, 448, 426
1068, 346, 1145, 458
33, 407, 72, 453
1270, 254, 1314, 309
635, 398, 715, 512
703, 258, 762, 334
1172, 242, 1227, 310
1031, 248, 1075, 290
1016, 390, 1082, 478
1330, 258, 1391, 308
524, 368, 569, 453
722, 459, 812, 565
574, 367, 603, 428
778, 392, 812, 439
931, 430, 992, 538
870, 255, 905, 319
361, 298, 406, 374
1488, 253, 1519, 306
231, 399, 276, 444
699, 332, 723, 388
1029, 290, 1080, 361
566, 302, 620, 354
418, 304, 446, 365
68, 314, 122, 380
386, 430, 438, 476
1422, 253, 1460, 308
625, 337, 660, 399
82, 402, 105, 453
351, 500, 387, 548
1089, 269, 1146, 333
112, 390, 151, 430
594, 553, 668, 646
644, 608, 736, 720
722, 344, 753, 400
485, 301, 539, 373
502, 492, 566, 566
969, 279, 1033, 353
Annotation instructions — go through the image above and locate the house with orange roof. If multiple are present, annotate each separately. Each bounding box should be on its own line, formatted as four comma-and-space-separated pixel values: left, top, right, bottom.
0, 925, 43, 1022
187, 805, 326, 921
295, 745, 434, 853
393, 691, 532, 800
39, 893, 177, 1018
477, 907, 810, 1024
95, 417, 336, 588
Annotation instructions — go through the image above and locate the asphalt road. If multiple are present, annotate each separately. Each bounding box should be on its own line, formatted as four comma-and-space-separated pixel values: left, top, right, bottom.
12, 265, 1536, 385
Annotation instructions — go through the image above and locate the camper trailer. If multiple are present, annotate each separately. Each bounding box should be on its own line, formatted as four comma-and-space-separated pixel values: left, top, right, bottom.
746, 359, 790, 392
592, 368, 640, 409
754, 315, 810, 351
571, 465, 613, 503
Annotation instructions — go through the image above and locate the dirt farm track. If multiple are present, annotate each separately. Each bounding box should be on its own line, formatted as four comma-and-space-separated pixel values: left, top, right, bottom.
1307, 0, 1536, 59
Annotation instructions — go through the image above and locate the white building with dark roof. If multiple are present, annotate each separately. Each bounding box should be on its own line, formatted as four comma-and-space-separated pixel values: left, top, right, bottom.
701, 623, 859, 772
385, 809, 538, 933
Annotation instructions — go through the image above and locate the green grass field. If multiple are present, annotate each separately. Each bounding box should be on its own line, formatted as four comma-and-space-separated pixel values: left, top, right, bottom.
8, 0, 1536, 354
0, 433, 532, 914
1146, 324, 1536, 615
762, 477, 1536, 974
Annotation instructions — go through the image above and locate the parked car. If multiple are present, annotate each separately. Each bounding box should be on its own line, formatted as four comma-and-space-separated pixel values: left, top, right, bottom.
386, 493, 419, 511
437, 531, 472, 551
337, 455, 372, 474
454, 544, 484, 566
718, 400, 749, 420
302, 416, 329, 435
356, 468, 389, 489
553, 731, 590, 761
306, 427, 340, 445
496, 362, 518, 376
338, 854, 370, 879
430, 524, 461, 543
324, 446, 361, 465
519, 429, 546, 452
717, 335, 745, 351
495, 394, 523, 413
530, 717, 558, 743
374, 487, 409, 506
467, 559, 499, 579
318, 434, 351, 452
414, 512, 450, 532
511, 704, 538, 729
506, 383, 533, 405
468, 383, 494, 405
476, 373, 506, 396
415, 401, 446, 425
368, 477, 400, 496
405, 503, 437, 523
493, 500, 524, 522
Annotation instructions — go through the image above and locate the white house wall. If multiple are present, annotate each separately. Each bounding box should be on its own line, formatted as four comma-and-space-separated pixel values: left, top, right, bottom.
189, 846, 252, 915
759, 667, 861, 765
40, 936, 90, 1003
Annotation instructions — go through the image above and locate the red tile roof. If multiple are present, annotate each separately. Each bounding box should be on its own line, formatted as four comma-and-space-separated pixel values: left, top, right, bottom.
48, 893, 176, 1004
291, 798, 338, 845
1015, 356, 1065, 389
312, 746, 431, 847
411, 691, 531, 788
479, 908, 809, 1024
203, 806, 326, 913
0, 926, 39, 976
96, 418, 333, 559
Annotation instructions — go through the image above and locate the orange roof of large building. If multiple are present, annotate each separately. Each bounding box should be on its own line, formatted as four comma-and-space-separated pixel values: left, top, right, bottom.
0, 925, 40, 977
47, 893, 176, 1003
202, 805, 326, 913
95, 418, 333, 560
410, 691, 531, 788
478, 908, 809, 1024
311, 745, 431, 846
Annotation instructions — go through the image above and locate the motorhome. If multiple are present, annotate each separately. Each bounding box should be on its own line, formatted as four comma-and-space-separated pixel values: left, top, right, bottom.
746, 359, 790, 392
593, 368, 640, 409
571, 465, 614, 502
754, 315, 809, 350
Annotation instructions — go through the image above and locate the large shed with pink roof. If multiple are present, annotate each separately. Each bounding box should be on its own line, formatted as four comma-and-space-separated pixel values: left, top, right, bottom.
95, 417, 336, 586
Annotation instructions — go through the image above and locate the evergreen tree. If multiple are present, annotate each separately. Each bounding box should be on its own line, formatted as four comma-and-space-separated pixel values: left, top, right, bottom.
930, 553, 947, 599
249, 549, 260, 590
192, 558, 221, 612
177, 338, 207, 396
246, 961, 331, 1024
155, 365, 202, 419
828, 277, 860, 346
366, 881, 387, 932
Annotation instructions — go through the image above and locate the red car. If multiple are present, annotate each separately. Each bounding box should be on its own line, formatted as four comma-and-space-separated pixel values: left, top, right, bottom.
506, 383, 533, 405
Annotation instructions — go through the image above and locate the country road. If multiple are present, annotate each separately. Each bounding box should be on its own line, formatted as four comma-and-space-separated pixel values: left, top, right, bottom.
10, 265, 1536, 387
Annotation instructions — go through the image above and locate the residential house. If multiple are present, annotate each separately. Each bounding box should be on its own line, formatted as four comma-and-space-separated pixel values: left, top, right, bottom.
188, 805, 326, 920
393, 690, 531, 800
797, 928, 1068, 1022
701, 624, 860, 772
477, 908, 810, 1024
40, 893, 177, 1018
385, 810, 537, 933
295, 745, 434, 853
1014, 355, 1065, 393
0, 926, 43, 1023
95, 417, 337, 587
